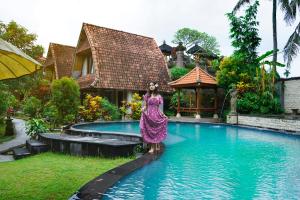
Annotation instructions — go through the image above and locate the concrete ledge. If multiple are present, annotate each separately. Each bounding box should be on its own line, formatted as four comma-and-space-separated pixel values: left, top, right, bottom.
69, 143, 164, 200
227, 114, 300, 134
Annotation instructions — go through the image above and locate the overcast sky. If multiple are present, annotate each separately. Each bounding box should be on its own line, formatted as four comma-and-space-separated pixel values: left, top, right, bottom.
1, 0, 299, 77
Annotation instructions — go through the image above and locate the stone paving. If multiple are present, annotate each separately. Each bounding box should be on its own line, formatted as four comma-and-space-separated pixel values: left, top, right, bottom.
0, 118, 28, 162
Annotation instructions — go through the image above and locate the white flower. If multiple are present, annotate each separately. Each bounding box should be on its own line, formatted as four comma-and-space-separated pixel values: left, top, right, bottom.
155, 83, 159, 88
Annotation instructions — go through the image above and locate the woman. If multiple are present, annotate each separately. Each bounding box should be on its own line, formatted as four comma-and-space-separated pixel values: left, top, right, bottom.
140, 82, 168, 153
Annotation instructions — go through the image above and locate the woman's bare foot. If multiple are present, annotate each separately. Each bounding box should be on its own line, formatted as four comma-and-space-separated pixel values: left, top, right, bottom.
149, 145, 155, 153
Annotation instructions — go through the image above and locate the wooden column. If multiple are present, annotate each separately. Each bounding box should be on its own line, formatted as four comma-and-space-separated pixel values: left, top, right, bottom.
214, 87, 218, 111
176, 89, 181, 118
213, 87, 218, 119
195, 87, 201, 119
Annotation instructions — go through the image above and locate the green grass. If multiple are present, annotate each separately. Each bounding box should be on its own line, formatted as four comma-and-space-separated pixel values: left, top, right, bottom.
0, 152, 133, 200
0, 121, 14, 144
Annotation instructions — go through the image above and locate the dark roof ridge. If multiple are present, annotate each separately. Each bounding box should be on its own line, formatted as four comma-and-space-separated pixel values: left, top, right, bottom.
50, 42, 75, 49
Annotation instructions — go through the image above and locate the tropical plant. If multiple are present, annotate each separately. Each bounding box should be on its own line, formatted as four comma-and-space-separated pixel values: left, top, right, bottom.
100, 98, 120, 121
79, 94, 102, 122
120, 93, 142, 120
42, 102, 59, 129
227, 0, 261, 65
170, 67, 190, 80
0, 83, 10, 120
216, 54, 253, 92
233, 0, 299, 76
22, 96, 42, 118
172, 28, 220, 54
169, 91, 189, 111
51, 77, 80, 124
25, 118, 49, 139
237, 91, 283, 114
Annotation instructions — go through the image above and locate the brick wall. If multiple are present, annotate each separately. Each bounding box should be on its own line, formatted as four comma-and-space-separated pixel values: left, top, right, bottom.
283, 79, 300, 113
227, 114, 300, 134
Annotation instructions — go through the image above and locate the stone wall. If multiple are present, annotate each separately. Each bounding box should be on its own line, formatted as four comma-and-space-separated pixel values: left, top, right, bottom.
227, 114, 300, 133
280, 77, 300, 113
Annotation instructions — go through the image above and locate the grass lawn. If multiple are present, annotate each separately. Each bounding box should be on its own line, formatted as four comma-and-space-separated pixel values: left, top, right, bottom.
0, 121, 14, 144
0, 152, 133, 200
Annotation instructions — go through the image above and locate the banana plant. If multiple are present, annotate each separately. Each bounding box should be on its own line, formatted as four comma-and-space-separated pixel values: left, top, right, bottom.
255, 50, 285, 93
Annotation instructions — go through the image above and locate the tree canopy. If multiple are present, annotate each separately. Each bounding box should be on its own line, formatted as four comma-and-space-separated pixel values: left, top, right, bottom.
172, 28, 220, 54
0, 21, 44, 59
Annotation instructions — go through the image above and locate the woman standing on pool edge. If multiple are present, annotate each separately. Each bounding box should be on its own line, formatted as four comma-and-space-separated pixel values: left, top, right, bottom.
140, 81, 168, 153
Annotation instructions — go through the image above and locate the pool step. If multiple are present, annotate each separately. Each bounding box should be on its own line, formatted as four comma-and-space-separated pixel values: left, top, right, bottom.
26, 139, 49, 154
12, 147, 31, 160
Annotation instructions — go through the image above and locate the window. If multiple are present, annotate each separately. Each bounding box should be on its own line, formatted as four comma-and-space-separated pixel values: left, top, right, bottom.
82, 57, 88, 76
81, 55, 94, 76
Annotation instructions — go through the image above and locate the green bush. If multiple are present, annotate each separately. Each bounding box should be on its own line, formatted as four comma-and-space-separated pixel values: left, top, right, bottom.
51, 77, 80, 124
42, 102, 59, 129
100, 98, 121, 121
25, 118, 49, 139
237, 92, 260, 113
0, 83, 10, 120
23, 96, 42, 118
237, 91, 283, 114
170, 91, 189, 110
170, 67, 189, 80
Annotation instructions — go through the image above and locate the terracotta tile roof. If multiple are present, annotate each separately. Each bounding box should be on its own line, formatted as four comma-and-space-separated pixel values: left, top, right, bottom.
169, 66, 217, 87
77, 23, 172, 93
44, 43, 75, 79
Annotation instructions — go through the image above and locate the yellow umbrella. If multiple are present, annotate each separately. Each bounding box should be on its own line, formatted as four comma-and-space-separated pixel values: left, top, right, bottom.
0, 38, 41, 80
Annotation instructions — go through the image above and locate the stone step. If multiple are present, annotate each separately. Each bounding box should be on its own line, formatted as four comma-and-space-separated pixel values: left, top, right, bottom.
12, 148, 31, 160
26, 139, 49, 154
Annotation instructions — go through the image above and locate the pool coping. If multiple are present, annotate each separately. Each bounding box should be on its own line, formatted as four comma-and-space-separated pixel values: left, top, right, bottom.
69, 143, 164, 200
68, 120, 300, 200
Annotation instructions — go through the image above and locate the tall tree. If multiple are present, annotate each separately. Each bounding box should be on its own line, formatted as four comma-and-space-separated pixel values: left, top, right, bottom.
233, 0, 300, 76
0, 21, 44, 59
172, 28, 220, 54
227, 0, 261, 65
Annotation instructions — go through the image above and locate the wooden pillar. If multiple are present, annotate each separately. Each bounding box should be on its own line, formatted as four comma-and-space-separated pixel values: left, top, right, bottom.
176, 89, 181, 118
196, 87, 201, 119
213, 87, 218, 119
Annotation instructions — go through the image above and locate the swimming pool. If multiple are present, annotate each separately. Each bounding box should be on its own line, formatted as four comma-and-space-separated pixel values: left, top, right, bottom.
99, 122, 300, 199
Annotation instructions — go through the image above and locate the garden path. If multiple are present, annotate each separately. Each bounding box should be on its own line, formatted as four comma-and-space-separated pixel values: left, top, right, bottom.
0, 118, 28, 162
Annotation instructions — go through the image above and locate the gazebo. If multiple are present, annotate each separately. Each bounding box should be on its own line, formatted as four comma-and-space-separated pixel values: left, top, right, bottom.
168, 62, 218, 119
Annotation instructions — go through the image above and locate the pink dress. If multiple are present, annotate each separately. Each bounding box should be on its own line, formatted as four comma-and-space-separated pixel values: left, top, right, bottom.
139, 94, 168, 144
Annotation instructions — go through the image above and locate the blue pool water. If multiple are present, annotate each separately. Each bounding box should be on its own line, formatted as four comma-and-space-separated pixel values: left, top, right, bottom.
97, 122, 300, 199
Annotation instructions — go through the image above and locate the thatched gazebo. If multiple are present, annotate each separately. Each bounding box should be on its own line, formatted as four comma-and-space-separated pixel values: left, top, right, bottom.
168, 61, 218, 119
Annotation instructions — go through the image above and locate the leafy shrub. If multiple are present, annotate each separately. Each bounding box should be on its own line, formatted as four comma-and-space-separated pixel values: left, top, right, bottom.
51, 77, 80, 124
0, 83, 10, 120
100, 98, 121, 121
23, 96, 42, 118
42, 102, 59, 129
170, 91, 189, 110
25, 118, 49, 139
237, 91, 283, 114
170, 67, 189, 80
79, 94, 120, 121
120, 93, 142, 120
36, 79, 51, 103
79, 94, 102, 122
237, 92, 260, 113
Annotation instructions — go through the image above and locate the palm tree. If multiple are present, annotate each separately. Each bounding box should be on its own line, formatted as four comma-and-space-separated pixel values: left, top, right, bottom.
233, 0, 300, 76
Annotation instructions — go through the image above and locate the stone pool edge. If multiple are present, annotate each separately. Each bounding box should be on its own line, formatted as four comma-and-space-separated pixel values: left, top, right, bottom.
69, 143, 165, 200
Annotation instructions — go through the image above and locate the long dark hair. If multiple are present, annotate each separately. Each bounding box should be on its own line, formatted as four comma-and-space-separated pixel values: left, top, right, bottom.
147, 81, 159, 96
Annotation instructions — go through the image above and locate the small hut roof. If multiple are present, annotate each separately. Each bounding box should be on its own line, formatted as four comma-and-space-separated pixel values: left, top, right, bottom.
187, 44, 218, 59
168, 66, 217, 88
44, 43, 75, 79
159, 41, 172, 54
